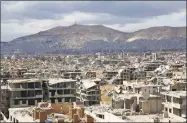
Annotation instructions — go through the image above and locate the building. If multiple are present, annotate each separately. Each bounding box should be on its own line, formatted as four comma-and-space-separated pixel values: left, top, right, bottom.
103, 70, 118, 80
161, 91, 186, 119
62, 70, 82, 79
48, 78, 77, 103
76, 79, 101, 106
112, 81, 163, 114
3, 102, 96, 123
4, 78, 77, 108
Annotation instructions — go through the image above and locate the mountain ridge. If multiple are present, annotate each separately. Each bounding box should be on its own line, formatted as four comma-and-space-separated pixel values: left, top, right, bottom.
2, 24, 186, 54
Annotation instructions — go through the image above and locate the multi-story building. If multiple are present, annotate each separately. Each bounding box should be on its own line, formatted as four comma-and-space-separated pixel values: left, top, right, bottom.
62, 70, 82, 79
48, 78, 77, 103
83, 71, 96, 79
7, 79, 48, 108
76, 79, 101, 106
0, 82, 9, 120
4, 78, 77, 108
9, 68, 27, 78
142, 61, 164, 71
103, 71, 118, 80
161, 91, 186, 119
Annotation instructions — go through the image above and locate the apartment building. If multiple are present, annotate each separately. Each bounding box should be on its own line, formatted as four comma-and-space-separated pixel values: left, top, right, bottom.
161, 91, 186, 119
103, 70, 118, 80
142, 61, 163, 71
112, 81, 163, 114
83, 71, 96, 79
7, 79, 48, 108
48, 78, 77, 103
5, 78, 77, 108
9, 68, 27, 78
76, 79, 101, 106
0, 82, 9, 120
132, 70, 146, 80
62, 70, 82, 79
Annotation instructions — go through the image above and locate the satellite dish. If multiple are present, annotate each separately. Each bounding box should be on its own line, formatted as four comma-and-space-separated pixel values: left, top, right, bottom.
141, 88, 150, 100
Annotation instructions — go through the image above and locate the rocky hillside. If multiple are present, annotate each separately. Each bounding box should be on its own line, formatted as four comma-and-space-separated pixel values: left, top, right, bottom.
1, 24, 186, 54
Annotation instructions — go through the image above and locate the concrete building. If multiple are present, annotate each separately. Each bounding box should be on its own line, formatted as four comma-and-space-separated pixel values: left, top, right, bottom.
62, 70, 82, 79
103, 70, 118, 80
161, 91, 186, 119
112, 81, 163, 114
4, 78, 77, 108
142, 61, 164, 71
2, 102, 96, 123
76, 79, 101, 106
48, 78, 77, 103
0, 83, 9, 120
83, 71, 96, 79
9, 68, 27, 78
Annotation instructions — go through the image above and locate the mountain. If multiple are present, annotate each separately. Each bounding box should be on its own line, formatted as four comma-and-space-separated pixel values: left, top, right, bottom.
1, 24, 186, 54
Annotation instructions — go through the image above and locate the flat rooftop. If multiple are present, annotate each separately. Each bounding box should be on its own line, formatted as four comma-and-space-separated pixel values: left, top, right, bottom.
9, 107, 35, 122
48, 78, 76, 85
7, 79, 46, 83
160, 91, 186, 98
126, 114, 186, 122
82, 79, 97, 89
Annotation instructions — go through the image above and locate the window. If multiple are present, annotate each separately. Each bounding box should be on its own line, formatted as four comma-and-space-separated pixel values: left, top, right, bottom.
14, 100, 19, 105
22, 100, 26, 104
165, 108, 168, 111
169, 108, 172, 113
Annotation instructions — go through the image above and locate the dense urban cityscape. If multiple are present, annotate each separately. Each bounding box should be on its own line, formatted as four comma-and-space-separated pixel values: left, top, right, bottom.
0, 51, 186, 122
1, 1, 186, 123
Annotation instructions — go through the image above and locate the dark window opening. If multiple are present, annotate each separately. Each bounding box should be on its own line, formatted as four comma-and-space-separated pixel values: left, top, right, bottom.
165, 108, 168, 111
51, 99, 55, 103
14, 100, 19, 105
22, 100, 26, 104
169, 108, 172, 113
28, 99, 35, 105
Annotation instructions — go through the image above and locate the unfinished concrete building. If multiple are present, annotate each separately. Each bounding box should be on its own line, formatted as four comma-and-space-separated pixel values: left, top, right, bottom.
5, 78, 77, 108
48, 78, 77, 103
103, 70, 118, 80
83, 71, 96, 79
112, 81, 163, 114
76, 79, 101, 106
9, 68, 27, 78
142, 61, 163, 71
0, 82, 9, 120
62, 70, 82, 79
7, 79, 49, 108
161, 91, 186, 119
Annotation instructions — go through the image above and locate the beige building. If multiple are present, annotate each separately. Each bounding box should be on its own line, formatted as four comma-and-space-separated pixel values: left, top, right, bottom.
6, 78, 77, 108
76, 79, 101, 106
112, 81, 163, 114
161, 91, 186, 119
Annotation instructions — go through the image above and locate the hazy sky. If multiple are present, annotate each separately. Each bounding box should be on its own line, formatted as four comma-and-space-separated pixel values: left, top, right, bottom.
1, 1, 186, 41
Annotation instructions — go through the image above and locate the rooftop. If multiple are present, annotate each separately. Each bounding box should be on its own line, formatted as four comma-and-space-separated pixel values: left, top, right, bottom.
160, 91, 186, 98
7, 79, 45, 83
48, 78, 76, 85
9, 107, 35, 122
82, 79, 97, 89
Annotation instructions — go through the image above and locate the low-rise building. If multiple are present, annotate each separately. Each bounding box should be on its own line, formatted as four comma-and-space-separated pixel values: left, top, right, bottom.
161, 91, 186, 119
